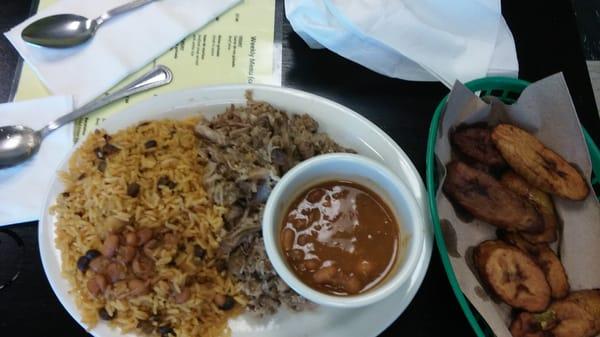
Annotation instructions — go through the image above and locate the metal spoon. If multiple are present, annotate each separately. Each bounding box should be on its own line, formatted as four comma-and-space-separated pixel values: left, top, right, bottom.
0, 65, 173, 168
22, 0, 159, 48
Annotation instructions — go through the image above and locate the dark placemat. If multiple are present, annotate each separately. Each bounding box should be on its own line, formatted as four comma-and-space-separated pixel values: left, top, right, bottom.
0, 0, 599, 336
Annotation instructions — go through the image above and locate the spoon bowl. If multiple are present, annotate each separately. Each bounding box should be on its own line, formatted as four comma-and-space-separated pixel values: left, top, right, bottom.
0, 126, 41, 168
22, 14, 97, 48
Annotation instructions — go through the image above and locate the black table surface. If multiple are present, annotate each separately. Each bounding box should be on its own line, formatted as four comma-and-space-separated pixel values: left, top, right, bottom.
1, 0, 599, 336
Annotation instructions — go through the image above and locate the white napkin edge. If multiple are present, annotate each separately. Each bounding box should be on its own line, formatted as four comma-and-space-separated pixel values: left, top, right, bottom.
487, 16, 519, 78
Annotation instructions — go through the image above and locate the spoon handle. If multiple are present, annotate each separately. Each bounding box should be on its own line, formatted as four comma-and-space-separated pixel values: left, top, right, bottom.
38, 65, 173, 139
96, 0, 159, 26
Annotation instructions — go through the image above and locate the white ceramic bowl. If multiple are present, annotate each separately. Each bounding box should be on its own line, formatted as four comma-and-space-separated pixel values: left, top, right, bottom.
263, 153, 425, 308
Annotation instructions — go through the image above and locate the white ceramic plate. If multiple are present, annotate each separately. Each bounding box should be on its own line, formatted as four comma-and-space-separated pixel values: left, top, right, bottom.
40, 85, 433, 337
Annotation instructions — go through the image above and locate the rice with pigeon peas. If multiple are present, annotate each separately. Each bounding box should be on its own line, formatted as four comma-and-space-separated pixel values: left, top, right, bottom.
51, 118, 244, 337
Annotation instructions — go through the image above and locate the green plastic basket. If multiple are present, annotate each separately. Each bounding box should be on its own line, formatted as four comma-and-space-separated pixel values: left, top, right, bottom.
425, 77, 600, 337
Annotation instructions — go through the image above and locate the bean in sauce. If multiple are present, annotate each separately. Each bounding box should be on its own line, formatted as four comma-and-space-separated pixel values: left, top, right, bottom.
281, 181, 399, 296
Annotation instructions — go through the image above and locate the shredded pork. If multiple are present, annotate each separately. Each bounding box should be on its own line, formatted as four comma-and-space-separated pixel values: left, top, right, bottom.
195, 93, 353, 315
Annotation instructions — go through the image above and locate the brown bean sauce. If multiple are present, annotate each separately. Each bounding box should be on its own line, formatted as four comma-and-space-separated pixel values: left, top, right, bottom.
281, 180, 399, 296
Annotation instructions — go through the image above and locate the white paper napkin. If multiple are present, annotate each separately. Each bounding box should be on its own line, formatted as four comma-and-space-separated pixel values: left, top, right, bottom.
0, 96, 73, 226
5, 0, 240, 106
285, 0, 518, 87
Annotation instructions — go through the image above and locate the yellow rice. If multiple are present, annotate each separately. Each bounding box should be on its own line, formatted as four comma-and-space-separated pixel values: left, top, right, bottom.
51, 118, 244, 337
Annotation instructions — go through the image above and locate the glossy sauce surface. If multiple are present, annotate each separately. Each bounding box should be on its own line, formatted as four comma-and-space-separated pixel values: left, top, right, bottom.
281, 181, 399, 295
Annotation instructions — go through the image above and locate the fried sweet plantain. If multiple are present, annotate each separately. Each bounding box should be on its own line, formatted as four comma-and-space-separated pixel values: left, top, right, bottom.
451, 125, 506, 168
443, 161, 543, 233
491, 124, 589, 200
565, 290, 600, 330
500, 171, 558, 243
510, 290, 600, 337
474, 240, 551, 312
499, 231, 569, 299
509, 311, 546, 337
510, 302, 597, 337
545, 301, 598, 337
